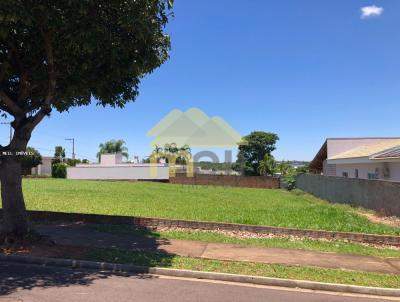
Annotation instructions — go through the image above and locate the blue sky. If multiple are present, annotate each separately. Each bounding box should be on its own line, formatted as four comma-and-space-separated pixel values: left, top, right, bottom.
1, 0, 399, 162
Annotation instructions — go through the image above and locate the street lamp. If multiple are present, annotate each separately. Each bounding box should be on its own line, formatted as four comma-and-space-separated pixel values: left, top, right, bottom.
65, 138, 75, 160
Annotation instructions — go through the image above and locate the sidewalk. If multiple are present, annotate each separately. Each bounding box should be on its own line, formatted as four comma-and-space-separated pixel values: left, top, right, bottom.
37, 223, 400, 274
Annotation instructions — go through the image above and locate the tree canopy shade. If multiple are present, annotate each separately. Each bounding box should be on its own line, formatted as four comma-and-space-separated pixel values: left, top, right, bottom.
237, 131, 279, 176
0, 0, 173, 240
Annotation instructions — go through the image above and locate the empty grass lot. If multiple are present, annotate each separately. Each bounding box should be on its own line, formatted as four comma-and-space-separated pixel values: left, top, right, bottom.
20, 178, 400, 235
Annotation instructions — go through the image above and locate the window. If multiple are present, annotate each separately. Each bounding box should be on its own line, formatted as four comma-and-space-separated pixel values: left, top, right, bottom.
342, 172, 348, 178
355, 169, 359, 179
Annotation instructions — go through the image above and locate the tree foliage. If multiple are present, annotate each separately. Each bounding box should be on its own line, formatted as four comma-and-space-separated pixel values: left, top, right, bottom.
0, 0, 173, 129
51, 162, 67, 178
237, 131, 279, 175
53, 146, 65, 162
97, 139, 129, 159
151, 143, 191, 164
258, 154, 277, 176
21, 146, 41, 174
0, 0, 173, 238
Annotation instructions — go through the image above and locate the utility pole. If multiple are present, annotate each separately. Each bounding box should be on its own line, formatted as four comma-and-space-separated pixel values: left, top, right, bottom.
65, 138, 75, 160
0, 122, 12, 144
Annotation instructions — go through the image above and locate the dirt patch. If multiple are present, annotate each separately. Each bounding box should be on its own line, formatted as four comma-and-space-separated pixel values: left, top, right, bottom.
361, 213, 400, 227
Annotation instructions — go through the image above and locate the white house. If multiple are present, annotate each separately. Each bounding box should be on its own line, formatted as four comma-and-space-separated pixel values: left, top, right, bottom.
310, 138, 400, 181
67, 154, 169, 180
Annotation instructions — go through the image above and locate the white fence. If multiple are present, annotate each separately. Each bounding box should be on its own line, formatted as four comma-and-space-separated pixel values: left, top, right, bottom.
67, 164, 169, 180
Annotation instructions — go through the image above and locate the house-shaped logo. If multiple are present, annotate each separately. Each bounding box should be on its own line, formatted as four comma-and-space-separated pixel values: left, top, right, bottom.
147, 108, 242, 147
147, 108, 244, 176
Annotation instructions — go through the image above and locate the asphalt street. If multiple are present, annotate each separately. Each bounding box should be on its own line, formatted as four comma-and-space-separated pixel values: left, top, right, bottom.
0, 262, 397, 302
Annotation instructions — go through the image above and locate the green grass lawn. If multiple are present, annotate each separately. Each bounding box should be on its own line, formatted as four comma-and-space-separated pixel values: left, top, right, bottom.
86, 248, 400, 288
20, 178, 400, 235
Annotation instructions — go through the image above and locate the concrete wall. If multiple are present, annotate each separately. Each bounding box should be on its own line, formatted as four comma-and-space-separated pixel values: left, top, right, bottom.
390, 162, 400, 181
296, 173, 400, 216
170, 174, 280, 189
67, 164, 169, 180
31, 157, 52, 176
100, 153, 123, 165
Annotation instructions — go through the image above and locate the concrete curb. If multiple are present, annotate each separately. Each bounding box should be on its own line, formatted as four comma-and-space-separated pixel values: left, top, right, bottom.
1, 254, 399, 297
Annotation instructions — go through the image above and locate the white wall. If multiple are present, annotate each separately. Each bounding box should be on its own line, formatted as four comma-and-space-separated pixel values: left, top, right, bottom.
334, 162, 400, 181
67, 164, 169, 180
100, 154, 123, 165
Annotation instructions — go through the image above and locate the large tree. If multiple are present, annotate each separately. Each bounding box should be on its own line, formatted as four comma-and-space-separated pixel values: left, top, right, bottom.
237, 131, 279, 176
0, 0, 173, 241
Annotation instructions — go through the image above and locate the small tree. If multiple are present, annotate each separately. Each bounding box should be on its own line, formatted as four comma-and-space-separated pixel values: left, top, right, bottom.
21, 147, 42, 175
52, 163, 67, 178
53, 146, 66, 164
0, 0, 173, 240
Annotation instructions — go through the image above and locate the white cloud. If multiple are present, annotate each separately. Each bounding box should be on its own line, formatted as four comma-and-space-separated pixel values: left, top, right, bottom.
361, 5, 384, 18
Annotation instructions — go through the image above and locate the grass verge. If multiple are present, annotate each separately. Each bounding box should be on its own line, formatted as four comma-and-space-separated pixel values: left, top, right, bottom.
89, 224, 400, 258
86, 248, 400, 288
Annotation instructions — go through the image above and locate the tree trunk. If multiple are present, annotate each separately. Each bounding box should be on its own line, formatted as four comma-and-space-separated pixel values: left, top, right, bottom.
0, 156, 30, 237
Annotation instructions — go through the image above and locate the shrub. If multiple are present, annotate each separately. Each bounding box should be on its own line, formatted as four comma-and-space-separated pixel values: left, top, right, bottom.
284, 174, 296, 191
52, 163, 67, 178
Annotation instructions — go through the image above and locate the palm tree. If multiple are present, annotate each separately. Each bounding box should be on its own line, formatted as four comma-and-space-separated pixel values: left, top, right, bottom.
153, 145, 163, 154
277, 161, 293, 176
179, 144, 191, 154
97, 139, 129, 160
168, 142, 179, 154
177, 144, 191, 165
258, 154, 277, 176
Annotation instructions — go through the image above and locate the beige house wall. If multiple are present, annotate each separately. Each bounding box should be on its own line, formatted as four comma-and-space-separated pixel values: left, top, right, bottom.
334, 162, 400, 181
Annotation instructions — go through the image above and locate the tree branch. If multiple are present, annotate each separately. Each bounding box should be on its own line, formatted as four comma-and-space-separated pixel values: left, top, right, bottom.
8, 42, 25, 76
0, 91, 24, 117
5, 42, 32, 104
0, 45, 14, 82
39, 27, 56, 104
17, 71, 31, 101
24, 105, 51, 131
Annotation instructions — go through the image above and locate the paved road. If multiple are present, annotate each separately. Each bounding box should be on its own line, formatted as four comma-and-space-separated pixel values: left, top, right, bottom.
0, 262, 396, 302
